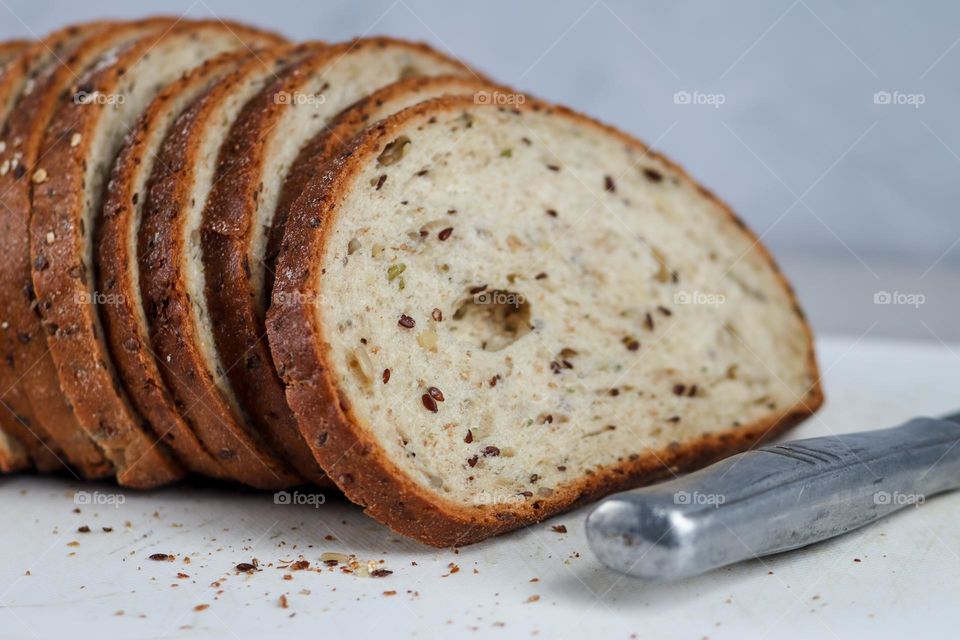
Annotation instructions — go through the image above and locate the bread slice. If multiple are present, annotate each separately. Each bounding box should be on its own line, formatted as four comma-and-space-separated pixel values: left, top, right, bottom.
29, 21, 284, 488
266, 74, 501, 286
137, 44, 326, 488
96, 50, 284, 480
0, 37, 37, 475
267, 97, 824, 546
0, 21, 137, 477
0, 38, 48, 472
199, 39, 479, 485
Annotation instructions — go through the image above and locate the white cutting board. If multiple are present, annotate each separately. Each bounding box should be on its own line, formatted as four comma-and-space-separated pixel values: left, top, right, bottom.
1, 335, 958, 639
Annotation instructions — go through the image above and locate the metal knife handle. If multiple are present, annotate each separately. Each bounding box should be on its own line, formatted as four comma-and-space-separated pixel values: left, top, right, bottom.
586, 416, 960, 581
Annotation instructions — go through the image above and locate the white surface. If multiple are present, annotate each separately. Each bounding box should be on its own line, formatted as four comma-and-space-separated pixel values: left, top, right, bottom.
1, 334, 959, 639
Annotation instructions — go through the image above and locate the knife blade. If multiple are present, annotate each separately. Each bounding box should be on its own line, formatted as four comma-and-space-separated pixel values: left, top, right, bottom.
586, 414, 960, 581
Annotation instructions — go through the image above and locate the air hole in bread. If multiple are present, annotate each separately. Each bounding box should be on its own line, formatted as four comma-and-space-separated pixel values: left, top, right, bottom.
451, 288, 531, 352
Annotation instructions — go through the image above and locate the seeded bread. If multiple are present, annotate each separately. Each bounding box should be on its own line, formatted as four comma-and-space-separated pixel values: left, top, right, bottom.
0, 38, 36, 474
265, 74, 502, 291
267, 97, 823, 546
29, 21, 284, 488
137, 44, 326, 488
96, 50, 285, 480
0, 37, 53, 472
200, 39, 479, 485
0, 21, 140, 477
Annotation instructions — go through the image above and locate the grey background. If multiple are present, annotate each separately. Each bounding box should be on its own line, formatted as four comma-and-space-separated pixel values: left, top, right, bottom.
2, 0, 957, 341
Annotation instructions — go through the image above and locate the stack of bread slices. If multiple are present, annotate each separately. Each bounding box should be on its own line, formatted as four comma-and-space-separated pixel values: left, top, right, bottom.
0, 17, 823, 546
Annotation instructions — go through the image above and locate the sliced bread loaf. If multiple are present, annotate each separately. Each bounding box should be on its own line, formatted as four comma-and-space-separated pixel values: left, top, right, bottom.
0, 37, 38, 475
267, 97, 823, 546
199, 39, 479, 485
96, 50, 281, 480
29, 21, 284, 488
0, 21, 137, 477
136, 44, 325, 488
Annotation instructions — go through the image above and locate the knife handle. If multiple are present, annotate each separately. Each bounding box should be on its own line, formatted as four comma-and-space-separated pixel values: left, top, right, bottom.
586, 416, 960, 581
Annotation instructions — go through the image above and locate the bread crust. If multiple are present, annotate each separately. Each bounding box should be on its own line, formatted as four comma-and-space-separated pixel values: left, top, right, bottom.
267, 96, 825, 547
0, 41, 30, 62
3, 19, 212, 478
29, 21, 285, 488
0, 21, 136, 477
137, 44, 324, 489
200, 39, 479, 486
0, 36, 58, 472
95, 49, 281, 480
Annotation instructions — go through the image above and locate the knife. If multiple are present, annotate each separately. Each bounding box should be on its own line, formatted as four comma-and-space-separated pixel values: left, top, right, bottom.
585, 414, 960, 581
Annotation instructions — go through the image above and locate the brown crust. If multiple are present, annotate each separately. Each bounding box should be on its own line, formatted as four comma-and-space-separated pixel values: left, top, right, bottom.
29, 21, 285, 488
2, 19, 209, 478
267, 96, 825, 547
137, 44, 324, 489
0, 21, 133, 477
0, 41, 31, 62
0, 37, 56, 472
200, 39, 479, 486
96, 49, 281, 481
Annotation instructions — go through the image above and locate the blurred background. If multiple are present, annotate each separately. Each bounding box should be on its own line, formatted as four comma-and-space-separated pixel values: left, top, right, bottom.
2, 0, 956, 342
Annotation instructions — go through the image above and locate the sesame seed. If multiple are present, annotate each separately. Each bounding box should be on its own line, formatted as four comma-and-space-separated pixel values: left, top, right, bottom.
31, 168, 47, 184
70, 133, 82, 147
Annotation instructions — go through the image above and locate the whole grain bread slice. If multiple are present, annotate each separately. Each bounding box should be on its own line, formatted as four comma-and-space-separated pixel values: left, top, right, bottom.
29, 21, 284, 488
0, 37, 38, 475
96, 49, 287, 480
265, 74, 503, 293
199, 39, 480, 485
267, 96, 824, 546
0, 21, 142, 477
137, 44, 325, 488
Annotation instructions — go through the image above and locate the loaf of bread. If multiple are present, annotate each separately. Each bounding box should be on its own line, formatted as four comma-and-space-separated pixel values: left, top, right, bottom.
0, 37, 44, 473
0, 20, 151, 478
137, 42, 323, 488
30, 21, 285, 488
0, 17, 822, 546
266, 97, 823, 545
97, 50, 267, 481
